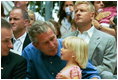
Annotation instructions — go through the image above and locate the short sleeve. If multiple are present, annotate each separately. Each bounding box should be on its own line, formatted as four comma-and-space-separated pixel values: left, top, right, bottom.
70, 66, 82, 79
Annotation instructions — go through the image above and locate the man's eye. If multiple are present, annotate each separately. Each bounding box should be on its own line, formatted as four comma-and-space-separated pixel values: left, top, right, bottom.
3, 40, 9, 43
14, 18, 19, 20
9, 18, 11, 21
75, 10, 78, 13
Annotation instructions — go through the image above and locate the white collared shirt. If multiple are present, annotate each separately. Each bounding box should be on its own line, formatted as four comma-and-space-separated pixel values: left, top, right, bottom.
77, 26, 95, 44
12, 32, 27, 55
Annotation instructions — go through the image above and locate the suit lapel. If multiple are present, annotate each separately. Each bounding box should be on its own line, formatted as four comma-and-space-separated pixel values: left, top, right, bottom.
88, 29, 101, 60
68, 29, 101, 60
22, 33, 31, 50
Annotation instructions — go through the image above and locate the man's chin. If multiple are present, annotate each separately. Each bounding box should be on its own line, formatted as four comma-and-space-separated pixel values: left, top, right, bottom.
12, 27, 17, 31
48, 51, 57, 56
2, 53, 9, 56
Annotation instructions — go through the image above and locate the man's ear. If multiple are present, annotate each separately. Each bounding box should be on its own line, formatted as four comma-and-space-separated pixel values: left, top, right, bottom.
91, 12, 95, 20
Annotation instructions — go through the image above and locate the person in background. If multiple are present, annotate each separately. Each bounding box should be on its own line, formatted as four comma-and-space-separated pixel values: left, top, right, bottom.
14, 1, 45, 21
1, 18, 27, 79
9, 7, 31, 55
1, 3, 10, 21
62, 1, 116, 79
56, 36, 88, 79
91, 1, 116, 37
22, 20, 100, 79
14, 1, 28, 10
58, 1, 76, 37
1, 3, 5, 18
49, 19, 61, 38
27, 10, 35, 28
95, 1, 117, 27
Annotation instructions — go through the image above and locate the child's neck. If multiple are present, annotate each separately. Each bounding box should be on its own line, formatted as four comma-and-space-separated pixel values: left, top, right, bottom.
61, 60, 78, 72
66, 60, 78, 67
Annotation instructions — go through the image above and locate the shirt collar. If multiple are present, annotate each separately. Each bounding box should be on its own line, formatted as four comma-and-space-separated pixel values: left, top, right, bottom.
87, 26, 95, 38
78, 26, 95, 38
13, 32, 27, 43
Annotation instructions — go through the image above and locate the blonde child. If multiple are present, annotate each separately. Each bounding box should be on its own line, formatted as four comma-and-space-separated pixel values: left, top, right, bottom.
28, 10, 35, 27
56, 36, 88, 79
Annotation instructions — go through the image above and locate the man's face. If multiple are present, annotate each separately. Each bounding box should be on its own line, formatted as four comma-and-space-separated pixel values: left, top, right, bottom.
9, 9, 26, 33
74, 4, 94, 26
1, 28, 13, 56
34, 28, 58, 56
14, 1, 28, 10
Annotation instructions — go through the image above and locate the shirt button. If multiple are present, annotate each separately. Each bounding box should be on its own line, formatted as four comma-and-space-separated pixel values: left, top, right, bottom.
50, 62, 53, 64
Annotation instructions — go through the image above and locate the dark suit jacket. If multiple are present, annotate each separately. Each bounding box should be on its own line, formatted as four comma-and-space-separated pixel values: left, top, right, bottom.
1, 51, 27, 79
22, 33, 31, 50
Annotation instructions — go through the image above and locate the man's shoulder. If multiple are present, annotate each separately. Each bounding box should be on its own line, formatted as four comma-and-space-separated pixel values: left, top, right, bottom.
22, 43, 41, 57
24, 43, 35, 50
94, 28, 115, 39
9, 51, 25, 59
8, 51, 26, 62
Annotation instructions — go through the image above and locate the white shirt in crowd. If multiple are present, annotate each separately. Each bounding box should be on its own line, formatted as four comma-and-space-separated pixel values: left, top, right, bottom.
12, 32, 27, 55
77, 26, 94, 44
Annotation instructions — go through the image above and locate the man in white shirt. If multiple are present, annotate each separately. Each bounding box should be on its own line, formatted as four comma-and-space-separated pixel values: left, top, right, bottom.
9, 7, 31, 55
62, 1, 116, 79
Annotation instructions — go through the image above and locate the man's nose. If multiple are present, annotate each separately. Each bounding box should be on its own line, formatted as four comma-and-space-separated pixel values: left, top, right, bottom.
49, 41, 55, 48
76, 11, 81, 16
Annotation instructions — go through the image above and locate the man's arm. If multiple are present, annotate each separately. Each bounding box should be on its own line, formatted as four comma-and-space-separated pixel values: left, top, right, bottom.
12, 57, 27, 79
96, 36, 116, 73
22, 46, 37, 79
82, 61, 101, 79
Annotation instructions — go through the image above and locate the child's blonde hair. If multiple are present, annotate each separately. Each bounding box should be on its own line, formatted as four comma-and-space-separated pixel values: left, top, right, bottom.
63, 36, 88, 69
27, 10, 35, 21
